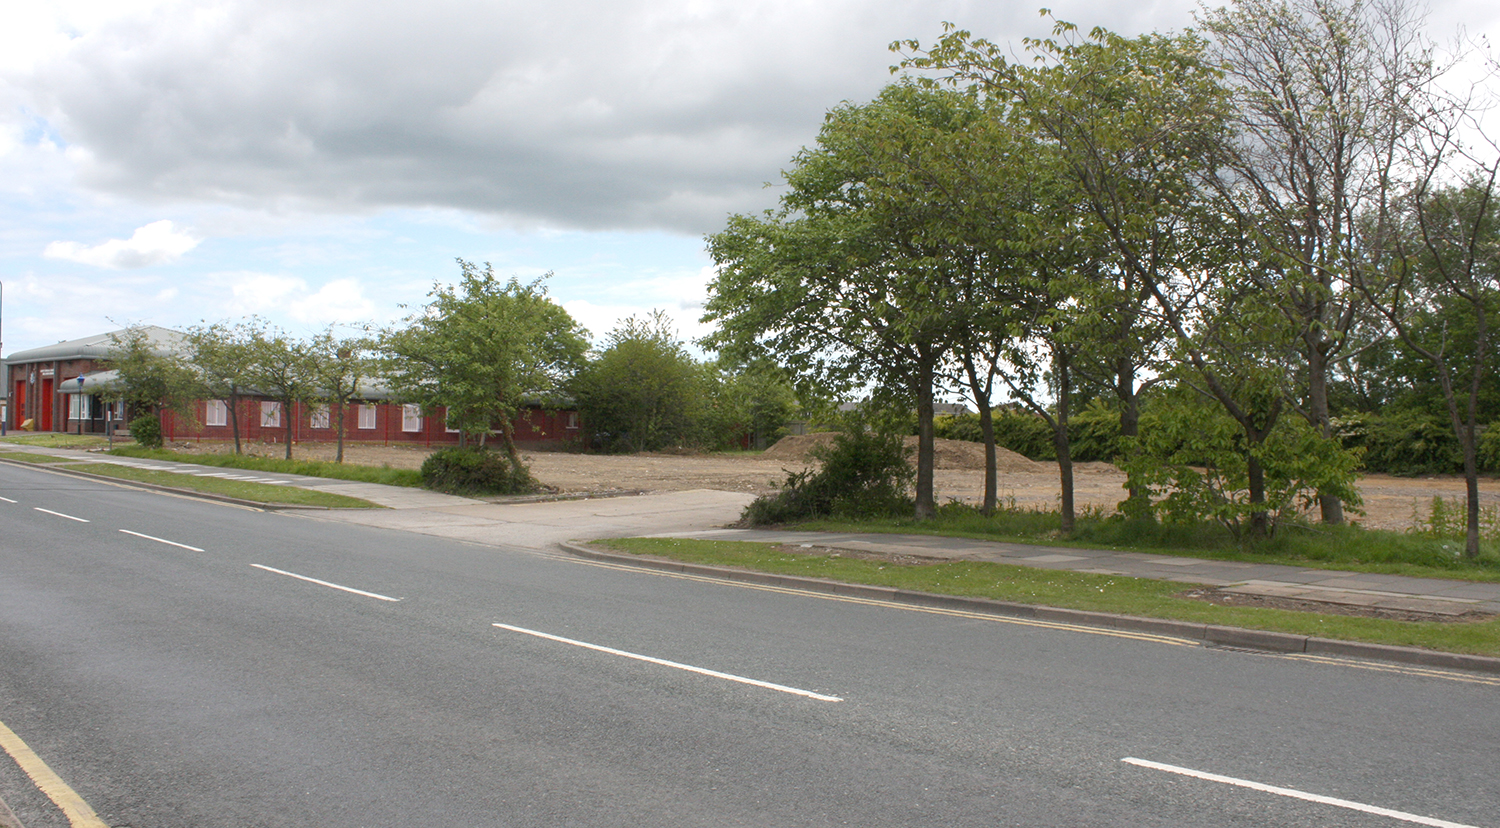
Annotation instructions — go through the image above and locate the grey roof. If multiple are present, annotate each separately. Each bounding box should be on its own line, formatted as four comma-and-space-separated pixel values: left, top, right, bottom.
3, 326, 187, 365
57, 369, 122, 395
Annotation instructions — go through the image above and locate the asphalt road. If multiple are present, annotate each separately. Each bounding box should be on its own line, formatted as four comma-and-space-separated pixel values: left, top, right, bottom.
0, 462, 1496, 828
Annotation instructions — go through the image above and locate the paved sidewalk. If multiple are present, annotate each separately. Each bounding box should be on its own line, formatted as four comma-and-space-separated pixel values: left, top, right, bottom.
662, 528, 1500, 616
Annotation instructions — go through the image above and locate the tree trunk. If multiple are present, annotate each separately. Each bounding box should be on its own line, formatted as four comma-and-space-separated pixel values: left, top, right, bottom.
1306, 343, 1345, 524
228, 391, 242, 455
1053, 352, 1075, 535
963, 353, 998, 515
913, 352, 937, 520
283, 399, 294, 460
335, 398, 346, 463
1246, 446, 1269, 539
1115, 356, 1148, 513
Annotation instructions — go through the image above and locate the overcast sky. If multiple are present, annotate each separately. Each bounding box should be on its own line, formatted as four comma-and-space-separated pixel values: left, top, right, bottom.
2, 0, 1494, 358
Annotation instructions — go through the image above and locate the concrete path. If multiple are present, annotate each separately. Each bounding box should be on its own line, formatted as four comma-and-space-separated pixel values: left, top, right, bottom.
304, 488, 757, 549
662, 528, 1500, 616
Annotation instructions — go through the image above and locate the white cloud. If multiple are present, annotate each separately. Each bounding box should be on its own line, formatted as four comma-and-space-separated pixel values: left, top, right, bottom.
43, 219, 199, 268
289, 278, 375, 325
227, 272, 307, 314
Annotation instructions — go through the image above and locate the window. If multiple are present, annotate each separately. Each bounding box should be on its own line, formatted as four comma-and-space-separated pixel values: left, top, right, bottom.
261, 401, 281, 428
444, 408, 460, 433
309, 404, 331, 429
68, 395, 90, 420
206, 400, 227, 427
565, 411, 579, 430
401, 404, 422, 433
358, 403, 377, 430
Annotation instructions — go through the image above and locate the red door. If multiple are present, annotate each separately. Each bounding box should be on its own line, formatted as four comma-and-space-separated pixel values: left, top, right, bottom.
39, 378, 53, 431
12, 381, 23, 429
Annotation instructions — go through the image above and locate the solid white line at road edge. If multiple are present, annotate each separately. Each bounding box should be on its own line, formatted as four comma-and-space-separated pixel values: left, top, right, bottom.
251, 564, 403, 602
1121, 757, 1483, 828
34, 507, 87, 523
119, 529, 204, 552
491, 622, 842, 702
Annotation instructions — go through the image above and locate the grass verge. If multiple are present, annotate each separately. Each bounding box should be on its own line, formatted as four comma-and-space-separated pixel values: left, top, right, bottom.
108, 445, 423, 487
64, 463, 383, 509
0, 434, 114, 449
593, 537, 1500, 657
798, 508, 1500, 582
0, 451, 81, 464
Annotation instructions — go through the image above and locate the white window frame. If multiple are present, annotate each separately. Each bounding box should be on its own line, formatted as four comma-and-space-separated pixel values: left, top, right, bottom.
444, 408, 461, 434
206, 399, 228, 427
401, 404, 422, 433
565, 411, 579, 430
357, 403, 377, 430
68, 395, 91, 420
309, 404, 331, 430
261, 401, 281, 428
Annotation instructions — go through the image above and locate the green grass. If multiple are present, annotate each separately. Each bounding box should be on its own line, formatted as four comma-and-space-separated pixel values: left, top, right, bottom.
107, 445, 424, 487
66, 463, 383, 508
0, 450, 79, 464
798, 505, 1500, 582
0, 433, 114, 449
594, 537, 1500, 657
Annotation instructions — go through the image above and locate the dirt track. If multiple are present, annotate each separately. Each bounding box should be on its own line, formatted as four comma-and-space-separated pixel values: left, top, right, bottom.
178, 437, 1500, 533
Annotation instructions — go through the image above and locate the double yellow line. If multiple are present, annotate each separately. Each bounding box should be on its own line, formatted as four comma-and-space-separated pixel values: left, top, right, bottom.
0, 720, 106, 828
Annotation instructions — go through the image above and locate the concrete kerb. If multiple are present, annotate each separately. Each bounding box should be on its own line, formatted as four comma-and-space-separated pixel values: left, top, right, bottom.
559, 541, 1500, 676
0, 456, 339, 511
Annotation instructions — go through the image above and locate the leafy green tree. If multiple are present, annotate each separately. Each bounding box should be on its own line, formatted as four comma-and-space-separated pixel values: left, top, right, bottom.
1362, 173, 1500, 558
705, 82, 996, 518
184, 318, 264, 454
574, 311, 706, 453
380, 260, 589, 463
903, 17, 1320, 537
245, 325, 318, 460
708, 358, 800, 450
307, 328, 373, 464
1198, 0, 1437, 524
105, 325, 198, 430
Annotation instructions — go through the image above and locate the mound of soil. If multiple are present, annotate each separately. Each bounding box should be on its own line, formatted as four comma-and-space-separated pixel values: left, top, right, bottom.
761, 432, 1051, 472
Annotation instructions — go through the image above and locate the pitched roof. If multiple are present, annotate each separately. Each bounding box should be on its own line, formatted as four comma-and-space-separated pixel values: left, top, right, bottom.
3, 326, 187, 365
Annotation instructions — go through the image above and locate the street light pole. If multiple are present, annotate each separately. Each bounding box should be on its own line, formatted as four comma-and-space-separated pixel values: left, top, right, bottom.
76, 375, 85, 435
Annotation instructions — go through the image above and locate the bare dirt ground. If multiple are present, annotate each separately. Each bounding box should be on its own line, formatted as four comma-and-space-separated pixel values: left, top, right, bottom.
176, 434, 1500, 533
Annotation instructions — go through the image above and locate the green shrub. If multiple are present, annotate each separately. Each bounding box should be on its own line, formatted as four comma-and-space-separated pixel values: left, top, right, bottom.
420, 447, 540, 496
1121, 393, 1362, 537
128, 415, 163, 449
933, 412, 983, 443
1478, 424, 1500, 473
1334, 409, 1461, 475
742, 425, 913, 525
934, 401, 1122, 462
